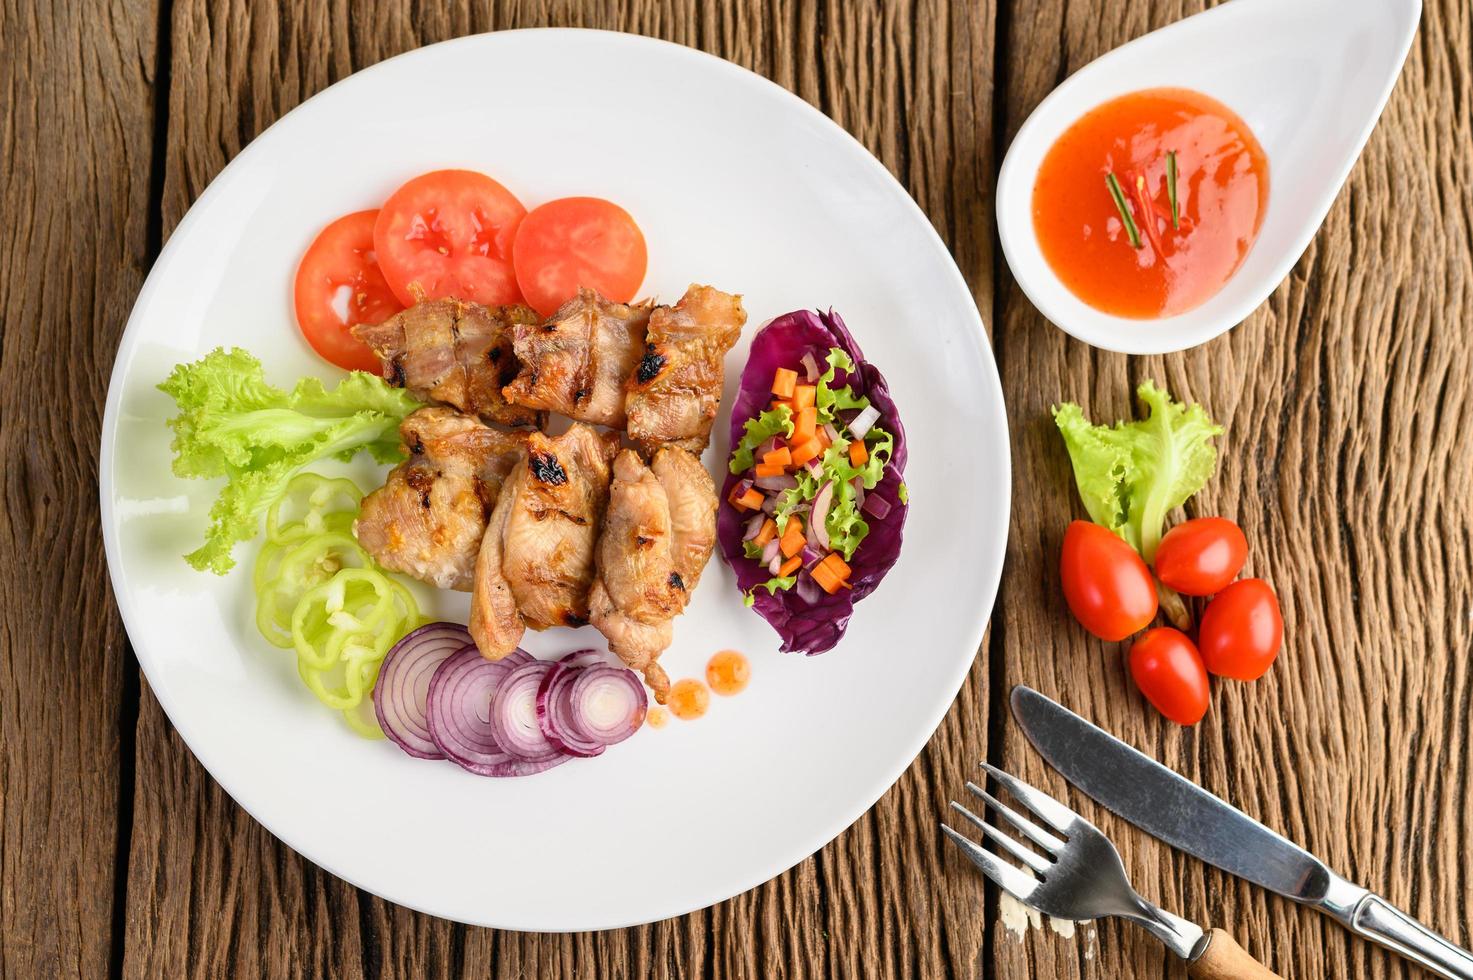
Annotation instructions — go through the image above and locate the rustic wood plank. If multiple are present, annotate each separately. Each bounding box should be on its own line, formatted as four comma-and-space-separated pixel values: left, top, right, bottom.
988, 0, 1473, 977
0, 1, 158, 977
121, 2, 998, 978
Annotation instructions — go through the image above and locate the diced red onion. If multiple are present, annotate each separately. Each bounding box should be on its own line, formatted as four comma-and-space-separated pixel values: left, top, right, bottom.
425, 647, 517, 774
566, 667, 647, 746
799, 351, 820, 382
794, 569, 823, 604
804, 459, 822, 474
800, 545, 826, 569
810, 481, 834, 550
374, 622, 472, 760
848, 405, 881, 440
757, 435, 782, 458
761, 495, 779, 514
852, 479, 866, 510
733, 477, 754, 498
822, 422, 841, 445
489, 661, 563, 762
743, 512, 768, 541
755, 474, 798, 493
768, 553, 783, 575
761, 537, 781, 566
863, 493, 893, 520
536, 663, 605, 758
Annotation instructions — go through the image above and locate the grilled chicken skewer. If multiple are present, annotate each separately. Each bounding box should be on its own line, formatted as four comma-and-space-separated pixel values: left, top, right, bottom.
588, 448, 717, 702
353, 408, 525, 590
352, 297, 543, 428
470, 423, 621, 660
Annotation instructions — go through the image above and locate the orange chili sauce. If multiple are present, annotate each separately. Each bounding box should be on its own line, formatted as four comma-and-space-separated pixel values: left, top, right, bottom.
667, 679, 710, 721
705, 650, 751, 697
1032, 87, 1269, 319
646, 706, 669, 729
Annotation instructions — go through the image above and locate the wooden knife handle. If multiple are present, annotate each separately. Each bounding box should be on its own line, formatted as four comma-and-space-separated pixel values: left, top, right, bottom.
1187, 928, 1283, 980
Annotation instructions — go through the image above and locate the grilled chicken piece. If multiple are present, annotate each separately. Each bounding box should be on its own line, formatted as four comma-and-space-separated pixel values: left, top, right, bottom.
589, 448, 717, 702
352, 298, 542, 427
500, 289, 652, 428
625, 284, 746, 453
470, 423, 620, 660
353, 408, 525, 591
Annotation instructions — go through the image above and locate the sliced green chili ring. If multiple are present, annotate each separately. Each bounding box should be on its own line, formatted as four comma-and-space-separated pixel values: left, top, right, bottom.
266, 474, 363, 544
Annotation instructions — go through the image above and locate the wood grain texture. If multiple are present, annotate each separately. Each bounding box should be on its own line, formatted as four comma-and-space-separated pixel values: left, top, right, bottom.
119, 2, 998, 979
990, 1, 1473, 978
0, 1, 157, 978
4, 0, 1470, 976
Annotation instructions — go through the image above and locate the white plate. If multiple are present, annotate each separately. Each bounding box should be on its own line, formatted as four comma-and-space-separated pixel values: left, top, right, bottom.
100, 29, 1009, 931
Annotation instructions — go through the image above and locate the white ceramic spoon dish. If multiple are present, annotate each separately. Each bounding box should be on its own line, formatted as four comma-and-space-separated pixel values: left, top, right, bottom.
996, 0, 1421, 355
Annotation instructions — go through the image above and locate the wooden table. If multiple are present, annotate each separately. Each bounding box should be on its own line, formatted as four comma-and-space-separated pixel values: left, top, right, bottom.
5, 1, 1470, 976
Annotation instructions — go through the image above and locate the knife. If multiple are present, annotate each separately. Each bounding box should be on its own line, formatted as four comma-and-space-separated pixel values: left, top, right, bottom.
1011, 685, 1473, 979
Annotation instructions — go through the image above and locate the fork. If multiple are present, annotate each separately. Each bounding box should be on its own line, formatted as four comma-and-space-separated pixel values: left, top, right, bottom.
942, 762, 1282, 979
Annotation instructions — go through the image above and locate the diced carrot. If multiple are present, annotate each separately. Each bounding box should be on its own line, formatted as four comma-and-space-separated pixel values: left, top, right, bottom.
793, 406, 818, 442
790, 438, 822, 467
812, 552, 853, 594
848, 440, 869, 466
754, 462, 786, 478
792, 384, 817, 410
771, 368, 797, 399
778, 555, 803, 577
730, 486, 764, 511
763, 446, 793, 468
754, 518, 778, 547
779, 516, 806, 558
815, 425, 831, 449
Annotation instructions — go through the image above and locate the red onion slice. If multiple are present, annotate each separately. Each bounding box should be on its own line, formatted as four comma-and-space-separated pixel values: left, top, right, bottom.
862, 493, 892, 520
567, 667, 647, 746
558, 649, 605, 670
425, 647, 516, 774
799, 351, 820, 382
489, 661, 563, 762
848, 405, 880, 440
535, 664, 605, 758
755, 474, 798, 493
809, 481, 834, 550
374, 622, 472, 760
742, 512, 767, 541
502, 648, 534, 667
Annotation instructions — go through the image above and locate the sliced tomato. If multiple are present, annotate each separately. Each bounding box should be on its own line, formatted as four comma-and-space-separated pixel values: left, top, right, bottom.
373, 170, 526, 307
513, 197, 647, 317
293, 210, 403, 372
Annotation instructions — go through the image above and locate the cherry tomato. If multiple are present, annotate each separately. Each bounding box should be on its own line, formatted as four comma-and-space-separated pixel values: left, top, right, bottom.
1059, 521, 1158, 641
293, 210, 403, 372
513, 197, 648, 317
1198, 578, 1283, 680
1128, 627, 1210, 725
373, 169, 527, 307
1154, 517, 1248, 596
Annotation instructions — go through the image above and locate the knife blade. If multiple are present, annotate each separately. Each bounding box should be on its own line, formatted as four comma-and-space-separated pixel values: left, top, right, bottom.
1010, 685, 1473, 980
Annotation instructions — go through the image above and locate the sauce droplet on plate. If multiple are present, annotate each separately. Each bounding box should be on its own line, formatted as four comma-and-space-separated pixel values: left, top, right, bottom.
706, 650, 751, 696
646, 706, 669, 729
1032, 87, 1269, 319
667, 678, 710, 721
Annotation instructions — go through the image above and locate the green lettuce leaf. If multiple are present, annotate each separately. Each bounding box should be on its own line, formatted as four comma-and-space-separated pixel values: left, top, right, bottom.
1052, 380, 1222, 561
159, 348, 420, 574
728, 405, 794, 474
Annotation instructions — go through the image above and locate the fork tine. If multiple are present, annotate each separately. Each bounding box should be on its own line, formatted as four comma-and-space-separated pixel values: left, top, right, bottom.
964, 781, 1066, 854
948, 801, 1053, 874
940, 823, 1040, 901
979, 762, 1077, 833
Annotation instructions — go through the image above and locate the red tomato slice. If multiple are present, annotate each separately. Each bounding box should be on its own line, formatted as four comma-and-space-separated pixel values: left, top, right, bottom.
373, 170, 527, 307
513, 197, 648, 317
293, 209, 403, 372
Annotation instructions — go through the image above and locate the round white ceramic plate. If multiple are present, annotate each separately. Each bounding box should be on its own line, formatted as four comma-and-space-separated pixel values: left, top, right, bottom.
100, 29, 1009, 931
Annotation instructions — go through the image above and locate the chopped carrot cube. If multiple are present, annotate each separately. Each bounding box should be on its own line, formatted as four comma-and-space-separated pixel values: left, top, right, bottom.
754, 519, 778, 547
815, 425, 831, 449
779, 516, 806, 558
818, 552, 852, 581
811, 562, 843, 594
730, 487, 764, 511
790, 438, 822, 467
770, 398, 795, 413
792, 384, 817, 410
848, 440, 869, 466
793, 406, 818, 442
754, 462, 786, 478
771, 368, 798, 399
778, 555, 803, 577
763, 446, 793, 468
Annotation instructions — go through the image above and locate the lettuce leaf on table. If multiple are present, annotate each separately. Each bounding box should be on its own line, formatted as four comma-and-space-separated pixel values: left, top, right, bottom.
159, 348, 419, 574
